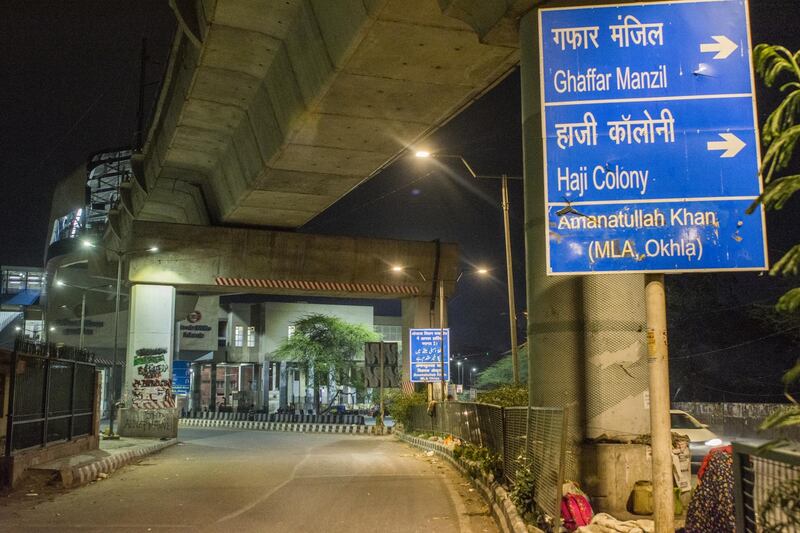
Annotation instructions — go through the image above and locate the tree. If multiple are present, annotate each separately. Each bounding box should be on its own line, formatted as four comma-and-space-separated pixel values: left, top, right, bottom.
750, 43, 800, 432
749, 43, 800, 410
272, 313, 378, 413
750, 47, 800, 531
749, 44, 800, 314
475, 344, 529, 389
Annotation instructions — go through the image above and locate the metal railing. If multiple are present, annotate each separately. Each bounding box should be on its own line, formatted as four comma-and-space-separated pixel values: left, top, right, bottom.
4, 338, 97, 456
407, 401, 570, 523
733, 440, 800, 532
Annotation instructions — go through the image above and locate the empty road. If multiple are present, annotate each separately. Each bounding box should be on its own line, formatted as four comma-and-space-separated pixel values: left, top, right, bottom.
0, 428, 498, 532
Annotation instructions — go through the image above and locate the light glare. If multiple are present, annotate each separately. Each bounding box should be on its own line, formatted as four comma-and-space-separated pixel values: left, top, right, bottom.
414, 150, 431, 158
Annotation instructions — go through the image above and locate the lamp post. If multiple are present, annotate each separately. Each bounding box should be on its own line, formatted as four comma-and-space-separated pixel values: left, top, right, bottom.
54, 280, 114, 349
457, 360, 463, 385
391, 266, 487, 400
413, 152, 521, 386
82, 240, 158, 437
471, 367, 477, 388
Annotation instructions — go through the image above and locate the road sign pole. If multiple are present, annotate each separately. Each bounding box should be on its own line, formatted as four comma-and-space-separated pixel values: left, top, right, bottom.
645, 273, 674, 533
439, 280, 446, 401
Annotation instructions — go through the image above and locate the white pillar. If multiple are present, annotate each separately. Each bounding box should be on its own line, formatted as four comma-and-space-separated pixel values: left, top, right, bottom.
118, 284, 177, 437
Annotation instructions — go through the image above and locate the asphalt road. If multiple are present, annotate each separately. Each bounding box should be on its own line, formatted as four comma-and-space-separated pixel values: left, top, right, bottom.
0, 428, 498, 533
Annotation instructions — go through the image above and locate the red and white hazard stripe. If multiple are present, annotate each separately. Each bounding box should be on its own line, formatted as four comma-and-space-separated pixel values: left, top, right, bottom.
215, 277, 420, 295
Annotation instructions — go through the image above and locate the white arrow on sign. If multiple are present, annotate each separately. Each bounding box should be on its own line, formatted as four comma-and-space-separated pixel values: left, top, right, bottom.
700, 35, 738, 59
707, 133, 746, 158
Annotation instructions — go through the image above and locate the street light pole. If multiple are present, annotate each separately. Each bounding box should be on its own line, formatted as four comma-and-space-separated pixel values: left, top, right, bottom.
81, 240, 158, 438
55, 280, 112, 349
79, 292, 87, 349
414, 152, 521, 385
500, 175, 520, 385
438, 279, 446, 401
109, 252, 123, 437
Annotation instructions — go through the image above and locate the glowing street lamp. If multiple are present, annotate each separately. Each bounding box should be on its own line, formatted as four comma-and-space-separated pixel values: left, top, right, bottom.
391, 265, 488, 399
82, 240, 159, 437
54, 279, 114, 349
413, 150, 521, 386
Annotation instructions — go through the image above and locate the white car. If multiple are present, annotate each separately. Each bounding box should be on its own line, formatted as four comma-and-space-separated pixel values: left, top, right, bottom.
670, 409, 727, 470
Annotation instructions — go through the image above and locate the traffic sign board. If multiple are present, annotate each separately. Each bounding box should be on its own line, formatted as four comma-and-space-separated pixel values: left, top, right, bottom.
172, 360, 190, 396
539, 0, 767, 274
409, 328, 450, 382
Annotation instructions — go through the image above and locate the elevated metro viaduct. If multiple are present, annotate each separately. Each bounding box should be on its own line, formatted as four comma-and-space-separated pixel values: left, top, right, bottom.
64, 0, 652, 481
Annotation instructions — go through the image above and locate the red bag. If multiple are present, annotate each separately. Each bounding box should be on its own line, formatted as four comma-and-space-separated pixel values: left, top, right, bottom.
561, 493, 593, 531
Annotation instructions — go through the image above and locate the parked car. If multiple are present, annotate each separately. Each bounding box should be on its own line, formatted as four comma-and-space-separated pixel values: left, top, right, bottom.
670, 409, 727, 470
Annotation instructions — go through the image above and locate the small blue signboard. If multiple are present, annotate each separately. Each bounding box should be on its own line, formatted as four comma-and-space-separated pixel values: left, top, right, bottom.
409, 328, 450, 382
172, 360, 190, 395
539, 0, 767, 274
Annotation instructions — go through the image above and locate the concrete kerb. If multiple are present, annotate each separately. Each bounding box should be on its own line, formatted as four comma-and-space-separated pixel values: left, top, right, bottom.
177, 418, 392, 435
63, 438, 177, 488
396, 432, 540, 533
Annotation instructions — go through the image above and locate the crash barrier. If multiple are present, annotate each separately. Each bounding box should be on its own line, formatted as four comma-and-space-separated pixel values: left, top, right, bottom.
5, 338, 98, 455
733, 440, 800, 532
407, 401, 572, 522
183, 411, 365, 425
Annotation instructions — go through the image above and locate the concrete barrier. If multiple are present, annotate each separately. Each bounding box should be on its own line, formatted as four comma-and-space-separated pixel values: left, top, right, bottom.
64, 438, 177, 488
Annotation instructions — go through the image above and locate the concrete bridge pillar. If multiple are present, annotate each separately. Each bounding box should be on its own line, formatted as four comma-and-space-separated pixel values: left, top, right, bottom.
118, 284, 178, 438
520, 8, 650, 483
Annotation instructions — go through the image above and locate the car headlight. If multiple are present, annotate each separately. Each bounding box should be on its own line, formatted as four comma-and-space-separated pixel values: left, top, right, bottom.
704, 438, 722, 447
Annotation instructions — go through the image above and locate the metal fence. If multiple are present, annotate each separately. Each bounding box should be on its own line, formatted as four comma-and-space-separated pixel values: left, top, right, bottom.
733, 441, 800, 532
407, 401, 570, 522
4, 338, 98, 455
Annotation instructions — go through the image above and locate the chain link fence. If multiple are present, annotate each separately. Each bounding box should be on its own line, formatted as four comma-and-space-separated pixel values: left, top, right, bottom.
407, 400, 570, 522
733, 441, 800, 532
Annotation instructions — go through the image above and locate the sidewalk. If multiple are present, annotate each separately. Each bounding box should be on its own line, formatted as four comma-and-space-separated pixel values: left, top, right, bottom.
26, 435, 177, 488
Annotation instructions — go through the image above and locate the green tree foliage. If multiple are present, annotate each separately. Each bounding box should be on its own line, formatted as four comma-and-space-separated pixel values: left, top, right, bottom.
749, 44, 800, 314
384, 389, 427, 427
272, 314, 378, 410
476, 386, 528, 407
751, 45, 800, 531
475, 344, 529, 389
750, 44, 800, 428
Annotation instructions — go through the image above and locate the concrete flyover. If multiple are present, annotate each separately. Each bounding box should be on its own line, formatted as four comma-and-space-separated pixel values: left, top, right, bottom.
121, 219, 459, 299
121, 0, 537, 228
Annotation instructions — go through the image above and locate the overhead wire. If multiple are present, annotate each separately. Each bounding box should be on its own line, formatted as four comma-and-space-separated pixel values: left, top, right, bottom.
671, 325, 800, 360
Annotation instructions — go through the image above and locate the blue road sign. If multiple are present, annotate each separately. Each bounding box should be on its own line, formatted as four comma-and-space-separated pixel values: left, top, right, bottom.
172, 360, 190, 395
539, 0, 767, 274
409, 328, 450, 383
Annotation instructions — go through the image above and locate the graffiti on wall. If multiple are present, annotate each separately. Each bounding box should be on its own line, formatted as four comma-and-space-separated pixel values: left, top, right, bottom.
132, 347, 174, 409
120, 408, 176, 434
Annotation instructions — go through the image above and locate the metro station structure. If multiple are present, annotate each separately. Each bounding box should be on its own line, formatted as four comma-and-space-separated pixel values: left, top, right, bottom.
41, 0, 652, 490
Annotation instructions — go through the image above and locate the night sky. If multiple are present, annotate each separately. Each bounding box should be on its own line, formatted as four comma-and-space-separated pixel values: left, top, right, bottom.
1, 1, 798, 400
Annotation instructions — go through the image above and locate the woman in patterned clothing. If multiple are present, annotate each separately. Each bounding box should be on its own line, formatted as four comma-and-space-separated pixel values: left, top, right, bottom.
684, 446, 735, 532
